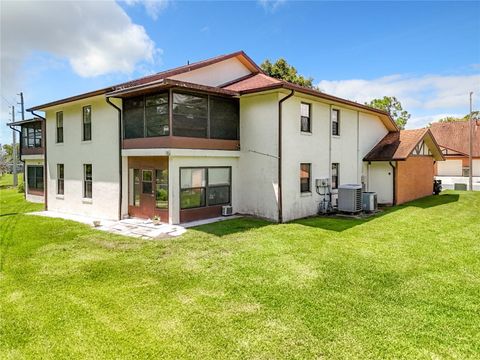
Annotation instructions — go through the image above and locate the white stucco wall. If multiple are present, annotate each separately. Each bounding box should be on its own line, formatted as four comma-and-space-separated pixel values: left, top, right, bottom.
24, 158, 45, 203
436, 159, 463, 176
279, 93, 390, 221
45, 96, 121, 220
472, 159, 480, 176
171, 58, 251, 87
237, 93, 280, 221
169, 155, 239, 224
367, 162, 394, 204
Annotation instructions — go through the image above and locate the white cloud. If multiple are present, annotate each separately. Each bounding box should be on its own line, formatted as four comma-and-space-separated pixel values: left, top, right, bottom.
258, 0, 286, 12
317, 73, 480, 113
408, 113, 464, 129
123, 0, 169, 20
0, 0, 159, 96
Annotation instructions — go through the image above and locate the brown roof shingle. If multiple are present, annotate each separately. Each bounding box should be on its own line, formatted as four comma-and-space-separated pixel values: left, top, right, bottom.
429, 121, 480, 157
364, 128, 443, 161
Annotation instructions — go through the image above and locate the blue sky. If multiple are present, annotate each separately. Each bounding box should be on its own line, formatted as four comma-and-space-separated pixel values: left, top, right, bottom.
1, 0, 479, 144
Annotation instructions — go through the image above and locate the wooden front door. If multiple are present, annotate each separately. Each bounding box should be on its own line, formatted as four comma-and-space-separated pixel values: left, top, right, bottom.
138, 169, 156, 217
128, 157, 169, 222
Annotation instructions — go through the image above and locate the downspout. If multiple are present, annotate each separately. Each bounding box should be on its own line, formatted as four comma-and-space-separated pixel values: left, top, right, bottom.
8, 125, 25, 199
105, 97, 123, 220
389, 161, 396, 205
29, 110, 47, 210
277, 89, 294, 223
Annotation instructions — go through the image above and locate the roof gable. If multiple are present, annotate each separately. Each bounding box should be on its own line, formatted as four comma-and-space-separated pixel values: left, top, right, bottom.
364, 128, 444, 161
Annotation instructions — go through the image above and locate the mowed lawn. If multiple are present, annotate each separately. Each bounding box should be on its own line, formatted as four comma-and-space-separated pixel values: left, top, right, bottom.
1, 179, 479, 359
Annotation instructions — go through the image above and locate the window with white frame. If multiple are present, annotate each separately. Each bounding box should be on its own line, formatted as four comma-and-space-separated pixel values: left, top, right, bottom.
332, 109, 340, 136
300, 103, 311, 133
83, 164, 92, 198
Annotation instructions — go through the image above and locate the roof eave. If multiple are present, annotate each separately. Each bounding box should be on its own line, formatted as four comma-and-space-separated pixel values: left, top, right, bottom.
238, 82, 399, 131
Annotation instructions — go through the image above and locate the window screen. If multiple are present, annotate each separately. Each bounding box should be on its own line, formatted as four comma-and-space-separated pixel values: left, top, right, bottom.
172, 92, 208, 138
146, 93, 169, 137
124, 97, 145, 139
27, 166, 44, 191
209, 97, 239, 140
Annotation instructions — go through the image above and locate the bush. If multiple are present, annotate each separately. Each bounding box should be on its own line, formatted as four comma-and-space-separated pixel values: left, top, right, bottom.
17, 182, 24, 193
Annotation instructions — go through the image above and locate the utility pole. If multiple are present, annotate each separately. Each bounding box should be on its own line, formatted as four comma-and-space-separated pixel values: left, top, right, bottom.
11, 106, 18, 187
17, 92, 25, 121
469, 92, 473, 191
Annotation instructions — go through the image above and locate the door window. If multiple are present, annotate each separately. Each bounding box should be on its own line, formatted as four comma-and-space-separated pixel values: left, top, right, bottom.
142, 170, 153, 194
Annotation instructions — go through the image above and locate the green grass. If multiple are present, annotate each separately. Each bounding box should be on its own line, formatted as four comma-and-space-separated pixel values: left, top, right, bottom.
1, 188, 479, 359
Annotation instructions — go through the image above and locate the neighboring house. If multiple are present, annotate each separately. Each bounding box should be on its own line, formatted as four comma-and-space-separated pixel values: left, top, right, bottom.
364, 129, 444, 204
429, 121, 480, 190
7, 118, 45, 203
16, 51, 441, 224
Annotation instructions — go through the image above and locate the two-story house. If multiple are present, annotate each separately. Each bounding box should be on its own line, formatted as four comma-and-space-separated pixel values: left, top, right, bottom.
18, 51, 443, 224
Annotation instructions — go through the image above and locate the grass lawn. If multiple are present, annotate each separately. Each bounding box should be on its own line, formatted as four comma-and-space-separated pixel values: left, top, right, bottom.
1, 184, 479, 359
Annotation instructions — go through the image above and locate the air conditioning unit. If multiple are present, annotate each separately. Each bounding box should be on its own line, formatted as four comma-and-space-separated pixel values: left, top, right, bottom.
222, 205, 233, 216
338, 184, 362, 213
362, 192, 377, 212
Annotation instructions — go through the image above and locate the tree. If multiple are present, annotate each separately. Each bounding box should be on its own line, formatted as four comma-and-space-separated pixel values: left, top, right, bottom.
261, 58, 317, 89
365, 96, 410, 129
0, 145, 9, 175
2, 143, 19, 163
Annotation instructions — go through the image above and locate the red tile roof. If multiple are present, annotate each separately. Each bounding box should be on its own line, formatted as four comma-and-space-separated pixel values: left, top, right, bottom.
429, 121, 480, 157
364, 128, 443, 161
223, 73, 281, 91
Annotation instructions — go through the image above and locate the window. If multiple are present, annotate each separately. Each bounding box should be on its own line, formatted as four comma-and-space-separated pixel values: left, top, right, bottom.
27, 166, 44, 191
462, 167, 470, 177
332, 109, 340, 136
173, 92, 208, 138
209, 96, 239, 140
56, 112, 63, 143
301, 103, 311, 133
146, 93, 169, 137
332, 163, 339, 190
155, 169, 168, 209
57, 164, 64, 195
123, 91, 239, 140
82, 106, 91, 141
207, 167, 231, 205
180, 167, 231, 209
180, 168, 206, 209
22, 122, 42, 148
142, 170, 153, 194
83, 164, 92, 198
124, 97, 145, 139
128, 169, 141, 206
300, 163, 311, 193
123, 93, 170, 139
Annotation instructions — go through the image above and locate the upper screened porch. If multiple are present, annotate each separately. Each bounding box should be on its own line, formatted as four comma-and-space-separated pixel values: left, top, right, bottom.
7, 118, 45, 157
108, 80, 241, 151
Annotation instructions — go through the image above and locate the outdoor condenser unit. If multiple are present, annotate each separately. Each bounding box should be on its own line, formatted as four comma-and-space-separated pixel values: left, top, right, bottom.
222, 205, 233, 216
338, 184, 363, 213
362, 192, 377, 212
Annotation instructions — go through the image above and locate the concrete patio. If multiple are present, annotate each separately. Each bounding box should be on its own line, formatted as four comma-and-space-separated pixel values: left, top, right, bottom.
28, 211, 243, 239
29, 211, 186, 239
